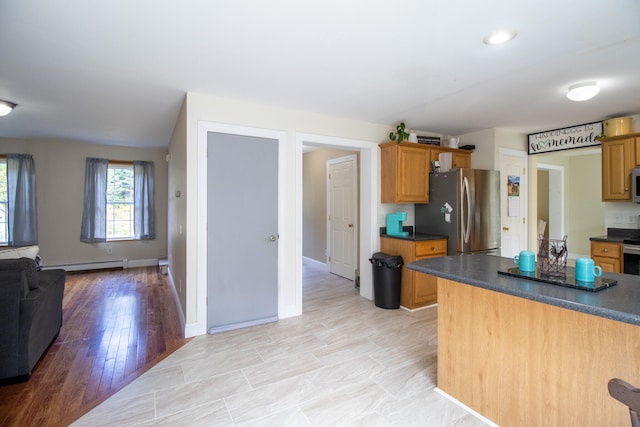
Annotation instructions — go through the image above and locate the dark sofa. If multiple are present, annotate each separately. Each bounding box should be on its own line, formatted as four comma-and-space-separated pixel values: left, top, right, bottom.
0, 257, 66, 383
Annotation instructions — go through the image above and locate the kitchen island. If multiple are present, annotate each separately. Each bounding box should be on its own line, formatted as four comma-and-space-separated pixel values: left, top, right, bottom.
408, 254, 640, 427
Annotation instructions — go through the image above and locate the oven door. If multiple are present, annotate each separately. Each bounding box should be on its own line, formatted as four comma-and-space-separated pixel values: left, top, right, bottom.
623, 245, 640, 275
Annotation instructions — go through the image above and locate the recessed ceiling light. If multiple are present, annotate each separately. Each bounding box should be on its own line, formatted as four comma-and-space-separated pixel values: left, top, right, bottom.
483, 30, 517, 45
0, 100, 17, 117
566, 81, 600, 101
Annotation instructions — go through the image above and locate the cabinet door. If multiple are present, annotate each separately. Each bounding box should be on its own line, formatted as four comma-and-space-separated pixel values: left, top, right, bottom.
636, 138, 640, 166
593, 256, 620, 273
602, 138, 633, 200
397, 145, 429, 202
453, 152, 471, 168
413, 271, 437, 306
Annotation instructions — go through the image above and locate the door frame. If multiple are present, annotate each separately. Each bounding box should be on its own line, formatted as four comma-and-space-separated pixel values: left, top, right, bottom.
296, 133, 378, 304
197, 121, 286, 335
536, 163, 565, 240
326, 154, 358, 280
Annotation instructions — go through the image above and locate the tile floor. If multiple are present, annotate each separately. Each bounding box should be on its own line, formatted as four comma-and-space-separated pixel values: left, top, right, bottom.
72, 261, 489, 426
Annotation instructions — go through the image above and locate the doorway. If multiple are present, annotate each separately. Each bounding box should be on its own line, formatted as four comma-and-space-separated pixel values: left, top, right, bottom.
297, 133, 378, 304
499, 148, 528, 257
537, 163, 565, 240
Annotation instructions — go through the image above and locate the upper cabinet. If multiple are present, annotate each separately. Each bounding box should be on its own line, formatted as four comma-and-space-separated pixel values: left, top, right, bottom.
380, 142, 472, 203
380, 142, 430, 203
600, 133, 638, 201
430, 147, 472, 169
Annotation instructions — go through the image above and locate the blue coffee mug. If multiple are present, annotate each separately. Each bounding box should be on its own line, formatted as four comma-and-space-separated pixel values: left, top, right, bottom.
575, 258, 602, 282
514, 250, 535, 272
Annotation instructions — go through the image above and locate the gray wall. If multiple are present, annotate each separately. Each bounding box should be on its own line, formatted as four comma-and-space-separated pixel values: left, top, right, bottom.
0, 137, 168, 267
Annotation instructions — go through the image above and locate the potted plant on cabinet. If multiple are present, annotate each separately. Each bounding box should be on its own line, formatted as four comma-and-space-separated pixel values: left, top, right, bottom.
389, 122, 410, 142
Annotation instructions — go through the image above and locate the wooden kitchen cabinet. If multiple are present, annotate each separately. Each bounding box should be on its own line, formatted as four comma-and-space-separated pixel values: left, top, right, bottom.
600, 134, 637, 201
430, 147, 472, 169
380, 142, 473, 204
590, 240, 623, 273
380, 142, 430, 203
380, 237, 447, 308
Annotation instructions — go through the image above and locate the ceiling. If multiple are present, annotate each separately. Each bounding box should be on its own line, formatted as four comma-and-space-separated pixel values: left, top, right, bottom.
1, 0, 639, 148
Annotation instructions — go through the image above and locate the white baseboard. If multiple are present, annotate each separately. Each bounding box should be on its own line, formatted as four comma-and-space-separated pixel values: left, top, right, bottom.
44, 258, 159, 272
302, 256, 328, 270
166, 267, 186, 337
434, 387, 499, 427
207, 316, 279, 335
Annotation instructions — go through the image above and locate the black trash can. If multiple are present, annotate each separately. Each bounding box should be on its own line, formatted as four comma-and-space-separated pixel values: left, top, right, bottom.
369, 252, 403, 309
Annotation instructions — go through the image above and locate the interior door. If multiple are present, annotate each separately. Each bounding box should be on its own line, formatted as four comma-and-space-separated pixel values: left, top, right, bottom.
207, 132, 278, 333
500, 149, 527, 258
328, 156, 357, 280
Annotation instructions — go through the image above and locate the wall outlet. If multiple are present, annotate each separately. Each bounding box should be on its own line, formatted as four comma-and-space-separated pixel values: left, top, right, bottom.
629, 216, 638, 225
107, 245, 113, 254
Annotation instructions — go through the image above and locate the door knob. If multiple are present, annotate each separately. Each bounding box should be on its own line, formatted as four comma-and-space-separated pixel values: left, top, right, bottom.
502, 226, 509, 231
267, 234, 278, 242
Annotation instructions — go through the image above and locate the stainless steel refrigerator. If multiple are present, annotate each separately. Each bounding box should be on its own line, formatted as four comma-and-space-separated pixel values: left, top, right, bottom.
415, 168, 501, 255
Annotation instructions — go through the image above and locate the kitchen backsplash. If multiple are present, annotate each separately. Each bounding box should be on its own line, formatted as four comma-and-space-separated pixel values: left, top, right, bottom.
605, 202, 640, 229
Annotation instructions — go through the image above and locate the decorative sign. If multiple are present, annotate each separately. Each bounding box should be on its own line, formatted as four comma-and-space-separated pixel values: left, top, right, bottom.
507, 176, 520, 217
527, 121, 602, 155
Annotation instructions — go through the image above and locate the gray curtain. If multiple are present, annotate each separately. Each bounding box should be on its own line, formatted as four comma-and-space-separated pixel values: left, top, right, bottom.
134, 161, 155, 240
7, 154, 38, 246
80, 158, 108, 242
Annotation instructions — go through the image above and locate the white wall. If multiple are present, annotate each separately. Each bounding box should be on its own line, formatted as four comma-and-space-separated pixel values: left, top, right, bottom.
177, 92, 391, 336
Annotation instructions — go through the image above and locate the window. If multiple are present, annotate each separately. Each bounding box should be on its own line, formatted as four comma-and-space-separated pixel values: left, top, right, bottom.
81, 158, 155, 243
0, 159, 7, 244
107, 163, 134, 239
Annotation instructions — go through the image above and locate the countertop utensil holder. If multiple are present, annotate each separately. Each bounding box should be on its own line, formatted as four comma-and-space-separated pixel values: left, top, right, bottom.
538, 235, 568, 277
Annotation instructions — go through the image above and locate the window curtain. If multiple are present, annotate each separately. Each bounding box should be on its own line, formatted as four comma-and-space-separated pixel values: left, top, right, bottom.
80, 157, 108, 242
7, 154, 38, 246
134, 161, 155, 240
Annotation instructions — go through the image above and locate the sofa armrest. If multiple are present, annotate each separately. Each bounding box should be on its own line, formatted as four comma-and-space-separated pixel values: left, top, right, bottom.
0, 271, 28, 378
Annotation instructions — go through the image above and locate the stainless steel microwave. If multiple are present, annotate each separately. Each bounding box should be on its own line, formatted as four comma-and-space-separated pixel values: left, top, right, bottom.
633, 167, 640, 203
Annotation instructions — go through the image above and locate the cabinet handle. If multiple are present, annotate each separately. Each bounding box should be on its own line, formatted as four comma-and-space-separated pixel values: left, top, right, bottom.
603, 248, 608, 253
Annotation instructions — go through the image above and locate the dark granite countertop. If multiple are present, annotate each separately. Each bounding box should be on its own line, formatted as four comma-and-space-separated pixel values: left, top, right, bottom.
408, 254, 640, 327
590, 227, 640, 243
379, 226, 446, 242
380, 232, 447, 242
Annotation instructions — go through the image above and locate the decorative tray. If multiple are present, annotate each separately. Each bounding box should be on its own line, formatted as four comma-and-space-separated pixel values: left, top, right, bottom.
498, 267, 617, 292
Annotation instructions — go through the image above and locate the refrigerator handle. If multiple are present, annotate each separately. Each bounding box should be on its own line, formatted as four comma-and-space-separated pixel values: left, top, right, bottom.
462, 176, 471, 244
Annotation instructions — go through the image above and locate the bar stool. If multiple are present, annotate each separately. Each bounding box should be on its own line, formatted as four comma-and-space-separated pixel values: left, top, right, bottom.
608, 378, 640, 427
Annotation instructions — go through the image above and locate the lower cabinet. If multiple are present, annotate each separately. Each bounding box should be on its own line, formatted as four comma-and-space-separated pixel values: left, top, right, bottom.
380, 237, 447, 309
590, 240, 623, 273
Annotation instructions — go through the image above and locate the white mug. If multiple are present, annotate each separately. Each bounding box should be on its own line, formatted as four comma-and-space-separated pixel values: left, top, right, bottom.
448, 137, 459, 148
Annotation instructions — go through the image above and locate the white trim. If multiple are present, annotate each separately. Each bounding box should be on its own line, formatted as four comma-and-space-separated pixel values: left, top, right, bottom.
326, 154, 358, 280
197, 121, 287, 336
296, 132, 378, 301
536, 163, 565, 240
434, 388, 499, 427
43, 258, 157, 271
166, 266, 186, 337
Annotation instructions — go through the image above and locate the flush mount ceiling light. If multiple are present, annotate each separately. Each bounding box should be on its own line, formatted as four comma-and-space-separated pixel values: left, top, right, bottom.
0, 100, 17, 117
566, 81, 600, 101
482, 30, 517, 45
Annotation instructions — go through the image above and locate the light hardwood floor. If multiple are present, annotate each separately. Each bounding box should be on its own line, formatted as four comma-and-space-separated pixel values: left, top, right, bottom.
72, 260, 488, 426
0, 267, 190, 427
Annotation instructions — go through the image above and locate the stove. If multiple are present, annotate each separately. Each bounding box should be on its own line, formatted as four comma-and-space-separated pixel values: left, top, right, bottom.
622, 237, 640, 276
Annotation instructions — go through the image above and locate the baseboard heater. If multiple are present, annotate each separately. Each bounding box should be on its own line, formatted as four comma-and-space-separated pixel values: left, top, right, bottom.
43, 259, 128, 272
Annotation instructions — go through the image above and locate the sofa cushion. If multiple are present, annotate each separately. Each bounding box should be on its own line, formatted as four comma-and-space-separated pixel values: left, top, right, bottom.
0, 245, 39, 260
0, 258, 38, 290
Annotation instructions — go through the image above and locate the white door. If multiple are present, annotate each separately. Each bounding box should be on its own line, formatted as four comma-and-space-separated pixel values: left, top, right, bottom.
207, 132, 278, 333
500, 148, 528, 258
327, 155, 357, 280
